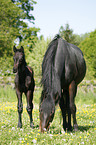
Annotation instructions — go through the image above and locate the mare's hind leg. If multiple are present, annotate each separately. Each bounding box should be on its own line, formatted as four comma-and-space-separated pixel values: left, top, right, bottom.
16, 89, 23, 128
59, 92, 67, 131
65, 91, 72, 131
26, 90, 34, 128
69, 81, 78, 131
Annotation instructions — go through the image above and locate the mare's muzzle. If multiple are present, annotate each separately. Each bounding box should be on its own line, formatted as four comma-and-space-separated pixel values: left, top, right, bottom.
39, 107, 55, 133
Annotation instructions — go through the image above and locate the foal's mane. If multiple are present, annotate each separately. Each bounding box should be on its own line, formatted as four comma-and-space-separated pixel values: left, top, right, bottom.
41, 34, 60, 96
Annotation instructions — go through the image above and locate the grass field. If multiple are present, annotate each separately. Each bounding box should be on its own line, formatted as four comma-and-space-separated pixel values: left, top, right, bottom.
0, 85, 96, 145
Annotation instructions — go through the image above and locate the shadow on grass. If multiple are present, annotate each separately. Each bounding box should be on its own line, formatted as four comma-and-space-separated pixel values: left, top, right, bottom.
78, 125, 94, 132
44, 124, 95, 134
23, 124, 95, 134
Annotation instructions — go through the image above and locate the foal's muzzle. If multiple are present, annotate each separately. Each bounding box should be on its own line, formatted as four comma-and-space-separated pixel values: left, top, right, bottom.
13, 67, 17, 73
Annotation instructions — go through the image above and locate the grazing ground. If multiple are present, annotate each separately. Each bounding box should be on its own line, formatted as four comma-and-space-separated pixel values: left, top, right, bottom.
0, 85, 96, 145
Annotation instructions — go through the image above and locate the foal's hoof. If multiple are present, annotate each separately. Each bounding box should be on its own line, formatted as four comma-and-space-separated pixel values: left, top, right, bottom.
30, 122, 34, 128
17, 123, 22, 128
73, 124, 78, 131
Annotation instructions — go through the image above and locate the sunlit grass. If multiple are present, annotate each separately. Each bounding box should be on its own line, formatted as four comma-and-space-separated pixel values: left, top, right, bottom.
0, 86, 96, 145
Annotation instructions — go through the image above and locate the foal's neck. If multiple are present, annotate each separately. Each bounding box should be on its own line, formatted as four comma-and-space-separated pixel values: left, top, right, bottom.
18, 61, 27, 76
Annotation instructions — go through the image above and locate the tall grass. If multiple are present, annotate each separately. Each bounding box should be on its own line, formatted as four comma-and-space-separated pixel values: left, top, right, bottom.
76, 87, 96, 105
0, 85, 96, 145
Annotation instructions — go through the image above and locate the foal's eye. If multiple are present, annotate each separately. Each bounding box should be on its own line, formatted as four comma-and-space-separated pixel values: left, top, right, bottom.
13, 57, 15, 61
40, 108, 43, 113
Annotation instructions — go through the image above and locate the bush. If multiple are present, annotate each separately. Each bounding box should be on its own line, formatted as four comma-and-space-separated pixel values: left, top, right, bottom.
27, 37, 51, 86
79, 30, 96, 78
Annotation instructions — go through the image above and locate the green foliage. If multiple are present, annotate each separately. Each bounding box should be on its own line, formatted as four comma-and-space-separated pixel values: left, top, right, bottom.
12, 0, 37, 22
79, 30, 96, 78
26, 37, 51, 85
59, 24, 75, 43
59, 23, 89, 46
0, 0, 22, 56
19, 27, 40, 52
0, 0, 39, 57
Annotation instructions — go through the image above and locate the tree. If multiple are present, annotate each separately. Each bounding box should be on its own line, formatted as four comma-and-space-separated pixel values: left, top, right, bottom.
19, 27, 40, 54
59, 24, 73, 42
11, 0, 36, 22
59, 23, 77, 43
0, 0, 39, 56
0, 0, 23, 56
79, 30, 96, 78
59, 23, 89, 46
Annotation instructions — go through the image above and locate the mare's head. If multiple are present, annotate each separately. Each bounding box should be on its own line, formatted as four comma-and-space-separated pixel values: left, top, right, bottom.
13, 46, 25, 73
39, 92, 55, 133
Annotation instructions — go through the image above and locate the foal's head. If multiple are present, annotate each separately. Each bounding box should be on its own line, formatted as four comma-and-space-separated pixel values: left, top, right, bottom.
39, 93, 55, 133
13, 46, 26, 73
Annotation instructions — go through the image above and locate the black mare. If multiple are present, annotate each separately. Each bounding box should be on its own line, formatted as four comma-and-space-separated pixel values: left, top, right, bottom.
13, 46, 35, 128
39, 35, 86, 132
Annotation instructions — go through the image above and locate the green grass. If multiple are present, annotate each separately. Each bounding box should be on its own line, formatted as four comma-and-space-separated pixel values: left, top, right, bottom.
0, 85, 96, 145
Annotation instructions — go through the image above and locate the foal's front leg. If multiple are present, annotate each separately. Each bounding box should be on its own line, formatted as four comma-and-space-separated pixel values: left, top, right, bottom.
26, 90, 34, 128
16, 89, 23, 128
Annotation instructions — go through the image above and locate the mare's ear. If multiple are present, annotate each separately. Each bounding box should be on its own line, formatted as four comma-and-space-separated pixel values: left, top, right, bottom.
20, 46, 24, 53
13, 46, 17, 52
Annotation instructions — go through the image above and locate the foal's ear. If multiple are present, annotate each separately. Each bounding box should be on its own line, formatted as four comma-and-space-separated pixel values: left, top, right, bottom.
20, 46, 24, 53
13, 46, 17, 52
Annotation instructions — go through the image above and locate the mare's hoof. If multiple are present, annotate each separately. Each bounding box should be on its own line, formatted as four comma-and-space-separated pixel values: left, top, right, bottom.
17, 123, 22, 128
63, 123, 72, 132
67, 126, 72, 132
64, 127, 72, 132
73, 124, 78, 131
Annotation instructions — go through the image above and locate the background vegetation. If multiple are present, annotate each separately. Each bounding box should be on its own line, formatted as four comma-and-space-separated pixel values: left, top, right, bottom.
0, 0, 96, 84
0, 0, 96, 144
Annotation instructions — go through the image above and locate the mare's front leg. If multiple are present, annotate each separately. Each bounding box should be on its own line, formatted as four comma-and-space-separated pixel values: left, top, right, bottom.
16, 89, 23, 128
69, 81, 78, 131
26, 90, 34, 128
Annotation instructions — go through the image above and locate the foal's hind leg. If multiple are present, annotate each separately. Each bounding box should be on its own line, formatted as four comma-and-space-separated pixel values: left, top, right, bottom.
59, 93, 68, 131
69, 81, 78, 131
26, 90, 34, 128
16, 89, 23, 128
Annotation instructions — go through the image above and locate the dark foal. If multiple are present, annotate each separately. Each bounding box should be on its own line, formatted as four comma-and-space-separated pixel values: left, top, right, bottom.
13, 46, 35, 128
